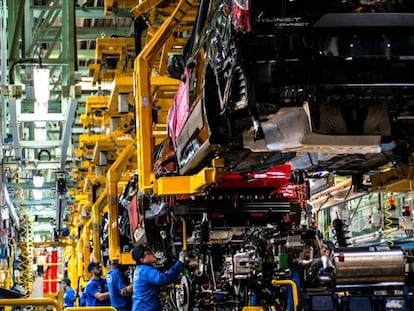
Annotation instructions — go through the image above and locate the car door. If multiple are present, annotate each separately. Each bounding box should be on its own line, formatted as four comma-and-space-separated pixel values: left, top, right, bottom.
167, 67, 190, 150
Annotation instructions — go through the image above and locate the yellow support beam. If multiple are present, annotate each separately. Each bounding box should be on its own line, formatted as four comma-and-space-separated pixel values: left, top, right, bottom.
107, 144, 137, 262
119, 251, 134, 265
92, 190, 107, 263
151, 75, 180, 87
89, 37, 136, 84
108, 76, 134, 113
154, 159, 225, 195
369, 166, 414, 192
131, 0, 165, 18
85, 96, 109, 112
81, 219, 92, 278
135, 0, 197, 193
94, 37, 135, 61
131, 0, 198, 23
104, 0, 138, 16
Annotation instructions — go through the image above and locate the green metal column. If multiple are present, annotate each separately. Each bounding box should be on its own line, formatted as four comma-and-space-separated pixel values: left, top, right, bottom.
61, 0, 77, 87
7, 0, 24, 68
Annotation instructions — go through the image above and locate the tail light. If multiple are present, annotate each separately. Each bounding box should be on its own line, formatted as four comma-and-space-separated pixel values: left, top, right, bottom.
232, 0, 251, 32
403, 205, 412, 216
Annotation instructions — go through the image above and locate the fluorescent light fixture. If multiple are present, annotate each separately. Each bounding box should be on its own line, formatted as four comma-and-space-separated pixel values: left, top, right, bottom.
33, 67, 50, 103
33, 122, 48, 145
33, 175, 44, 188
34, 127, 47, 141
33, 189, 43, 200
34, 101, 48, 115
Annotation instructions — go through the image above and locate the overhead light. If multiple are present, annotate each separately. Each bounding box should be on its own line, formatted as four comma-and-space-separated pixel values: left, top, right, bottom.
34, 127, 47, 141
33, 66, 50, 103
33, 175, 44, 188
33, 189, 43, 200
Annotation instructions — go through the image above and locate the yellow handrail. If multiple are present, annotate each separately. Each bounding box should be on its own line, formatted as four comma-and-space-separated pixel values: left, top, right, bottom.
65, 307, 117, 311
0, 297, 61, 311
271, 279, 299, 311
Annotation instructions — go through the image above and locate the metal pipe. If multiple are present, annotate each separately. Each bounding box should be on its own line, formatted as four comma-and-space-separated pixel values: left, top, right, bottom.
182, 219, 187, 251
334, 246, 405, 285
60, 98, 77, 170
310, 178, 352, 202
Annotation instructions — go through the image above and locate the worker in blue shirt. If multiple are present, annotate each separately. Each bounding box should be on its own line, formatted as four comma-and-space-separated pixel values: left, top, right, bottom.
131, 244, 186, 311
85, 262, 111, 306
79, 286, 87, 306
106, 259, 133, 311
61, 278, 76, 308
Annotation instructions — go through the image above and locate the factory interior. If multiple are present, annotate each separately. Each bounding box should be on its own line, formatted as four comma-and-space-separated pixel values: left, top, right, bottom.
1, 0, 414, 310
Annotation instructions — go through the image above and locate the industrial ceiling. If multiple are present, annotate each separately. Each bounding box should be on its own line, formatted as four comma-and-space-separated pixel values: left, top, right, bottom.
0, 0, 133, 240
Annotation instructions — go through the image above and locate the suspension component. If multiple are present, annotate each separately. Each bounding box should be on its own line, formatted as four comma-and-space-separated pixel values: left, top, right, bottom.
332, 217, 351, 247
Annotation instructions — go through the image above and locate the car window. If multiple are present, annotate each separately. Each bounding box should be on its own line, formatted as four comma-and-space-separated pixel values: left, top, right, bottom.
187, 1, 225, 107
184, 0, 211, 58
182, 0, 215, 107
315, 14, 414, 59
209, 3, 231, 65
216, 3, 231, 43
322, 32, 414, 58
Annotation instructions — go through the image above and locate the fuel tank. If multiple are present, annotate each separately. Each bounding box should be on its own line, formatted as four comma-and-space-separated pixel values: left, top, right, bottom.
334, 246, 405, 286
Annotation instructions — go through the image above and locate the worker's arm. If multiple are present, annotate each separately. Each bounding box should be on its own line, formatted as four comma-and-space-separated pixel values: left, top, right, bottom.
120, 284, 133, 296
94, 291, 110, 301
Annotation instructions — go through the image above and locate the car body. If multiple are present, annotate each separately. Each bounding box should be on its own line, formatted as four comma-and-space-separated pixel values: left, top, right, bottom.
172, 163, 305, 229
166, 0, 414, 177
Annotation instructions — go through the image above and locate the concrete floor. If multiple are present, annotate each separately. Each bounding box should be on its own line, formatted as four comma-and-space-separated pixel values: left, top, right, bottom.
31, 276, 45, 298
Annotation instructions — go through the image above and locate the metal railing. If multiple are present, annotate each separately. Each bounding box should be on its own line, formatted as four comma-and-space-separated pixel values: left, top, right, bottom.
0, 297, 61, 311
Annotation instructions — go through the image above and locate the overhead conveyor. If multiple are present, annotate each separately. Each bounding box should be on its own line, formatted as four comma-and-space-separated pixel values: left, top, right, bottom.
369, 165, 414, 192
3, 1, 414, 310
70, 14, 141, 270
62, 0, 208, 272
132, 0, 226, 195
88, 37, 136, 86
104, 0, 139, 16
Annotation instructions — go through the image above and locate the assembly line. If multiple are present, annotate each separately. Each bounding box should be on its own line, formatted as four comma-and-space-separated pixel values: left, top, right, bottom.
1, 0, 414, 311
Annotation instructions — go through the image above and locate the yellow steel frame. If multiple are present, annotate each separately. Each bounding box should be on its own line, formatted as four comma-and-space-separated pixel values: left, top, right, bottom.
64, 2, 414, 306
79, 96, 110, 131
91, 190, 107, 262
66, 308, 116, 311
155, 159, 225, 195
107, 143, 137, 263
369, 166, 414, 192
134, 0, 224, 195
72, 34, 138, 269
104, 0, 138, 16
69, 0, 225, 287
130, 0, 166, 18
88, 37, 135, 85
81, 219, 92, 277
